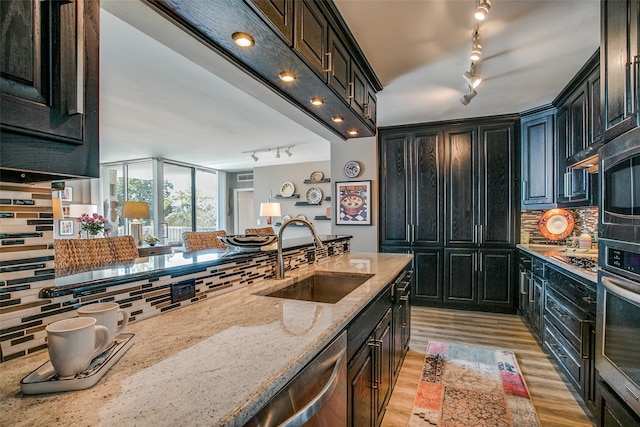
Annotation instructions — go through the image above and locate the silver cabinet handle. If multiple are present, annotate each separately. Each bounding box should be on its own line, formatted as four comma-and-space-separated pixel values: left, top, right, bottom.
364, 103, 371, 119
322, 52, 332, 73
347, 82, 354, 99
478, 225, 483, 245
602, 276, 640, 305
564, 172, 572, 197
522, 180, 527, 201
280, 351, 346, 427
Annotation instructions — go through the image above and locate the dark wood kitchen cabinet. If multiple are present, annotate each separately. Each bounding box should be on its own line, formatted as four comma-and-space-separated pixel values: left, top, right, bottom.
0, 0, 100, 182
601, 0, 640, 142
521, 107, 556, 209
596, 376, 640, 427
251, 0, 294, 43
294, 0, 328, 78
379, 116, 518, 314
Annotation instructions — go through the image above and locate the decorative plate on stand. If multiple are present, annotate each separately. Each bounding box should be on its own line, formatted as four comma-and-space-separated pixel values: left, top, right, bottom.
343, 161, 361, 178
306, 187, 323, 205
539, 208, 575, 240
279, 182, 295, 197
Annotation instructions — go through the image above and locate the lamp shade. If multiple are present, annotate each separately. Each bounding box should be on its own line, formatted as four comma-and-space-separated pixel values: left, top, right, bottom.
52, 198, 63, 219
259, 202, 281, 217
122, 201, 150, 219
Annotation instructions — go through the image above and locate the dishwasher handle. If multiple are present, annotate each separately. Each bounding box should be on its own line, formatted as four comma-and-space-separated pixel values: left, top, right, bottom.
279, 351, 346, 427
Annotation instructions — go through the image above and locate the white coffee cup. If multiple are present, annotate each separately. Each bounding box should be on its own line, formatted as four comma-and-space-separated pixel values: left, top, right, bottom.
46, 317, 110, 378
77, 302, 129, 345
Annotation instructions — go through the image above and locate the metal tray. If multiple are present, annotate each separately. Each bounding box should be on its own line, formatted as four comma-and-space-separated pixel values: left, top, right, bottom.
20, 333, 135, 394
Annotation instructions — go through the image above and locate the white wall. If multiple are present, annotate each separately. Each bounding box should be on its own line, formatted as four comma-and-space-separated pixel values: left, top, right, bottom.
253, 161, 332, 239
331, 136, 378, 252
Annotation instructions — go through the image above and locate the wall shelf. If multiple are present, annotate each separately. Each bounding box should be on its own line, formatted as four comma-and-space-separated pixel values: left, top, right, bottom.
314, 216, 331, 221
275, 194, 300, 199
295, 201, 322, 206
303, 178, 331, 184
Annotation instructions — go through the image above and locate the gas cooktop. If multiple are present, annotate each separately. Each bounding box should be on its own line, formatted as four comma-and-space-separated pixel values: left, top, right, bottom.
551, 254, 598, 273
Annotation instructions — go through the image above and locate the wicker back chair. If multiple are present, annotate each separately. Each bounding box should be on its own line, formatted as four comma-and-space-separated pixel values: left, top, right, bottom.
244, 226, 275, 235
182, 230, 228, 252
54, 236, 139, 276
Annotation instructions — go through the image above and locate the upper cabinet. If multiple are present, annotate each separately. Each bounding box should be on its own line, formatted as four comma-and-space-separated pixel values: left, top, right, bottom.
0, 0, 100, 182
521, 107, 555, 209
601, 0, 640, 142
148, 0, 381, 140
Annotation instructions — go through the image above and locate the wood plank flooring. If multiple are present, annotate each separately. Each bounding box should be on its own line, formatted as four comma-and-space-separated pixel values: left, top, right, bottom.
381, 306, 595, 427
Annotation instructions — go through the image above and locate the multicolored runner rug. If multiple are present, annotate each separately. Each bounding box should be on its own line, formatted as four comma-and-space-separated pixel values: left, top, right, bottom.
409, 341, 541, 426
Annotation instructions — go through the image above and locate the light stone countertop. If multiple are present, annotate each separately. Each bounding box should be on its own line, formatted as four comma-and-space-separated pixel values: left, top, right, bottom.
0, 251, 412, 427
517, 243, 597, 283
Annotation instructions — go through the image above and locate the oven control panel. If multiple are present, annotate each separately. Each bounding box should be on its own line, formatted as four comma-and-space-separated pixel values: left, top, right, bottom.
607, 248, 640, 275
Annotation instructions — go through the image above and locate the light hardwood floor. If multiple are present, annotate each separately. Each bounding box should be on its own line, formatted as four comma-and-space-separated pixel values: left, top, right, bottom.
381, 306, 595, 427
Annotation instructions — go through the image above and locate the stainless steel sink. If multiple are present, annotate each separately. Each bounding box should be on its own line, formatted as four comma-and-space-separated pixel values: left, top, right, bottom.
261, 272, 374, 304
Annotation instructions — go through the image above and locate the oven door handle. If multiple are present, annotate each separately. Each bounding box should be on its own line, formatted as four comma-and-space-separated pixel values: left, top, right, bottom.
602, 276, 640, 305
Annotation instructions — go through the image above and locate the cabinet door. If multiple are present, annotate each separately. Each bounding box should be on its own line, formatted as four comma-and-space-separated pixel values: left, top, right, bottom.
348, 341, 375, 427
294, 0, 327, 79
1, 0, 99, 179
596, 378, 640, 427
364, 85, 377, 130
379, 133, 411, 246
556, 104, 589, 204
327, 27, 350, 103
589, 67, 604, 145
414, 129, 444, 246
444, 249, 476, 305
521, 112, 555, 207
602, 0, 640, 141
350, 62, 368, 119
413, 248, 443, 304
375, 308, 393, 423
251, 0, 294, 44
446, 127, 478, 245
392, 304, 403, 382
479, 123, 516, 246
478, 249, 515, 310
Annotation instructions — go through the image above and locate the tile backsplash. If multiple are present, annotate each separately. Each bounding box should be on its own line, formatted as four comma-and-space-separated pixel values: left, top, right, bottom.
521, 207, 599, 245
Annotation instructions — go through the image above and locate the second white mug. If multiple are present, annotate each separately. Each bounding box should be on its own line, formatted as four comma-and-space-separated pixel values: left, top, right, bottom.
77, 302, 129, 345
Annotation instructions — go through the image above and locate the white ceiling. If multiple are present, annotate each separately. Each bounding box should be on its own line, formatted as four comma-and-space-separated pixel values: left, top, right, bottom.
99, 0, 600, 172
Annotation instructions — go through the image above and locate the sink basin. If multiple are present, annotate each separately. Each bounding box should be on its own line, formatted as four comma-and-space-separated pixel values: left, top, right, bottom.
261, 272, 374, 304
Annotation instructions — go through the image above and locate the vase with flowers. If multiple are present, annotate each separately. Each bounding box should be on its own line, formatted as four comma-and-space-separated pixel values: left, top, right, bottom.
77, 213, 108, 238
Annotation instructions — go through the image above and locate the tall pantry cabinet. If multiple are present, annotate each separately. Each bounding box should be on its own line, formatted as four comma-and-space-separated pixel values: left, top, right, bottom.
379, 115, 519, 314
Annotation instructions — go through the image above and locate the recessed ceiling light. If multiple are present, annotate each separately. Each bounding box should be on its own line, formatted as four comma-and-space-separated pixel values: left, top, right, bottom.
332, 115, 344, 123
348, 129, 359, 136
279, 72, 296, 82
310, 97, 324, 106
232, 32, 255, 47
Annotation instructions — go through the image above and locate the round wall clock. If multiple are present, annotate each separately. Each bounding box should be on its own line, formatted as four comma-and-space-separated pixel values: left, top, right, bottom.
344, 160, 361, 178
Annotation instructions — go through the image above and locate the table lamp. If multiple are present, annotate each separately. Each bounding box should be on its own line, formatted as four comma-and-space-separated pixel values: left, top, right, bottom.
122, 201, 150, 245
259, 202, 281, 225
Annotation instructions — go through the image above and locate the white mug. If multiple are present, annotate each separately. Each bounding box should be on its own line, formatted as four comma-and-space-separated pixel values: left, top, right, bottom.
77, 302, 129, 345
46, 317, 110, 378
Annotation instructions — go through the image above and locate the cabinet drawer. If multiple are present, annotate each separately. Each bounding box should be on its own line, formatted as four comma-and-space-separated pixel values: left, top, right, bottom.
544, 286, 585, 349
347, 286, 392, 361
546, 266, 597, 316
544, 319, 583, 390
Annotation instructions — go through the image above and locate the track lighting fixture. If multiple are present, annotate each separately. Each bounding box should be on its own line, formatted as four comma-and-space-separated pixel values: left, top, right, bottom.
474, 0, 491, 21
460, 89, 478, 105
463, 69, 482, 89
243, 145, 295, 162
470, 32, 482, 61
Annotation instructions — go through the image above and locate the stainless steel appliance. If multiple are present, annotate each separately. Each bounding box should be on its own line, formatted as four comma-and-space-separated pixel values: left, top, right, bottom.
596, 238, 640, 417
599, 126, 640, 242
244, 331, 347, 426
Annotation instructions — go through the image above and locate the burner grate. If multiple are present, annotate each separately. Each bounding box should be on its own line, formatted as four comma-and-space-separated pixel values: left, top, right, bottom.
552, 255, 598, 272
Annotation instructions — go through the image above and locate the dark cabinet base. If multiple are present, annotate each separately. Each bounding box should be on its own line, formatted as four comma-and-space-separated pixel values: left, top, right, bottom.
596, 376, 640, 427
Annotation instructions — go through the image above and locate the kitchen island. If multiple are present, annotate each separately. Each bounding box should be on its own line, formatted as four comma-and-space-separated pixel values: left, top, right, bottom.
0, 251, 412, 426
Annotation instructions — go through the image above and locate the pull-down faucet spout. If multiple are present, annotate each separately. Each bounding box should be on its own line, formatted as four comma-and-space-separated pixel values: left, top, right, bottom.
276, 218, 324, 280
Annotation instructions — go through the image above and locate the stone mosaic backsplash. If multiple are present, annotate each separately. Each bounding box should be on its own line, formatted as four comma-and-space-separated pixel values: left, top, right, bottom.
521, 207, 599, 245
0, 181, 350, 362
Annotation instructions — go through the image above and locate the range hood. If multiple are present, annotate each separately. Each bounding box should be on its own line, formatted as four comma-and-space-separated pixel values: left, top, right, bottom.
568, 141, 602, 173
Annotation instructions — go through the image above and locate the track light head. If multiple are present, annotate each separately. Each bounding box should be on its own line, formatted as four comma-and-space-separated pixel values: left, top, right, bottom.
463, 70, 482, 89
276, 148, 281, 158
470, 32, 482, 61
460, 90, 478, 105
251, 152, 258, 162
285, 147, 292, 157
474, 0, 491, 20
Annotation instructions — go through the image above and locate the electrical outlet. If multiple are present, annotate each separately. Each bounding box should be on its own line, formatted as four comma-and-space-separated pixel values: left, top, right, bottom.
256, 218, 261, 225
171, 279, 196, 303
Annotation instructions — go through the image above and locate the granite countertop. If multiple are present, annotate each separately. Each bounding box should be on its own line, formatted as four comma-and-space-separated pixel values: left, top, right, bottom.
0, 251, 412, 426
517, 243, 598, 283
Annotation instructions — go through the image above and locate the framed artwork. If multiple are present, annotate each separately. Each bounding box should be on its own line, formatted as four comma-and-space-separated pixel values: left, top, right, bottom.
335, 180, 371, 225
59, 187, 73, 202
62, 206, 70, 217
59, 220, 74, 236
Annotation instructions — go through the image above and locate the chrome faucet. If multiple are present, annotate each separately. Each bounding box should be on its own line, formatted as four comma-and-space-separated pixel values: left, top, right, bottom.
276, 218, 324, 279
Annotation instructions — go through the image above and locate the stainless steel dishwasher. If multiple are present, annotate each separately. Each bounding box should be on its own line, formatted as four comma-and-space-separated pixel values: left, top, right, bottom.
244, 331, 347, 427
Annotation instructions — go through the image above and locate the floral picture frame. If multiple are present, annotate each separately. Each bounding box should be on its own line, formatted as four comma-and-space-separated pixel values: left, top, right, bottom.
335, 180, 371, 225
59, 187, 73, 202
59, 220, 74, 236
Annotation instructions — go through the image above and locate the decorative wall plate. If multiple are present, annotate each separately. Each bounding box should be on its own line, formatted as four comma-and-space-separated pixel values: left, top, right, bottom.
281, 214, 292, 223
296, 214, 307, 221
279, 182, 295, 197
539, 208, 575, 240
309, 171, 324, 182
344, 160, 361, 178
306, 187, 323, 205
